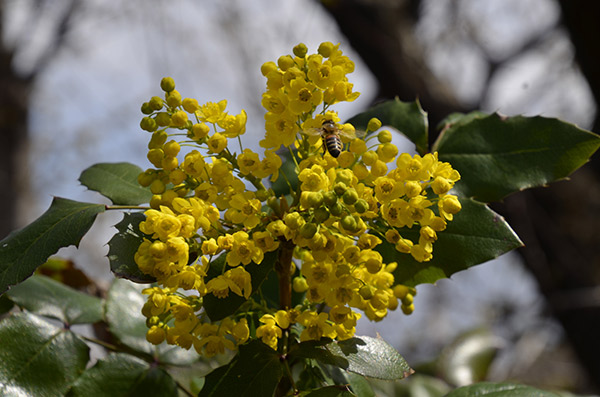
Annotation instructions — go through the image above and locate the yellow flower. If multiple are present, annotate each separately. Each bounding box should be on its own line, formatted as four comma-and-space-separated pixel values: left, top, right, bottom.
287, 78, 323, 115
256, 314, 282, 350
225, 192, 262, 229
226, 231, 264, 266
226, 266, 252, 299
297, 311, 336, 342
252, 230, 280, 253
197, 100, 227, 124
237, 149, 261, 176
207, 132, 227, 154
298, 165, 329, 192
373, 177, 404, 203
219, 109, 247, 138
261, 90, 288, 114
262, 111, 298, 149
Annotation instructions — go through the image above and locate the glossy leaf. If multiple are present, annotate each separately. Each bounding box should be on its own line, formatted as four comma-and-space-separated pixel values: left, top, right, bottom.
346, 98, 429, 155
108, 212, 156, 283
437, 329, 503, 386
199, 340, 283, 397
79, 162, 153, 205
0, 198, 105, 295
326, 336, 413, 380
434, 113, 600, 202
0, 312, 89, 396
104, 278, 198, 365
379, 197, 523, 287
67, 353, 178, 397
302, 386, 356, 396
203, 250, 277, 321
6, 275, 102, 325
445, 382, 561, 397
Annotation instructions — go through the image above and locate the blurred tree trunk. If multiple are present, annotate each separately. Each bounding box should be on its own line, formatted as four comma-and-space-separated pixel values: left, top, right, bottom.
0, 1, 78, 239
0, 45, 30, 239
321, 0, 600, 390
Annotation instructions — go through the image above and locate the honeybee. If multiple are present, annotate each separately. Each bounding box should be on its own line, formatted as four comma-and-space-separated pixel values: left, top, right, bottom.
302, 120, 364, 158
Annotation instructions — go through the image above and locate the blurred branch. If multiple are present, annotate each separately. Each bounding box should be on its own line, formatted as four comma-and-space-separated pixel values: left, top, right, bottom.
318, 0, 471, 138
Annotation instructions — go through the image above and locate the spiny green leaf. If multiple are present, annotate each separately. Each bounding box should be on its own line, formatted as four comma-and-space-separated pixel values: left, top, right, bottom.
199, 340, 283, 397
380, 197, 523, 287
0, 198, 105, 294
6, 274, 102, 325
67, 353, 178, 397
445, 382, 561, 397
0, 312, 89, 396
434, 113, 600, 202
203, 250, 278, 321
325, 336, 413, 380
347, 98, 429, 155
108, 212, 156, 283
79, 162, 152, 205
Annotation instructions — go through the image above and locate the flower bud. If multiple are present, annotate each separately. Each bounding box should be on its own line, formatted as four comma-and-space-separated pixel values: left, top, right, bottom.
359, 285, 374, 300
340, 215, 357, 231
354, 199, 368, 214
313, 206, 330, 223
367, 117, 382, 132
155, 112, 171, 127
150, 179, 166, 194
160, 77, 175, 92
141, 102, 153, 115
323, 191, 338, 207
261, 61, 278, 77
318, 42, 334, 57
329, 202, 343, 217
299, 222, 318, 239
293, 276, 309, 293
140, 116, 157, 132
333, 182, 347, 196
166, 90, 182, 108
277, 55, 295, 71
293, 43, 308, 58
137, 170, 154, 187
163, 140, 181, 157
342, 189, 358, 205
149, 96, 164, 111
377, 129, 392, 143
401, 303, 415, 315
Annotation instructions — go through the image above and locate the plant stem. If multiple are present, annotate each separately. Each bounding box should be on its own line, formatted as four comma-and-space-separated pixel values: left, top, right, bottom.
276, 239, 295, 310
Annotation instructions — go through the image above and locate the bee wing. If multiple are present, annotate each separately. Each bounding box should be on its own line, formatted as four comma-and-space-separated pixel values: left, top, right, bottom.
302, 127, 323, 137
339, 128, 367, 140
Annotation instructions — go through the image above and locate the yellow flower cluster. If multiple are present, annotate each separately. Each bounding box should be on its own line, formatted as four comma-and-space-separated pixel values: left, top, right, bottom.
134, 42, 462, 356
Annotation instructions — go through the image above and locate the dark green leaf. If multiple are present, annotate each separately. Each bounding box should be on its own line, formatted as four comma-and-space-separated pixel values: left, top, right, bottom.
203, 250, 277, 321
79, 162, 153, 205
434, 113, 600, 202
0, 312, 89, 396
104, 279, 198, 365
435, 111, 488, 132
326, 336, 413, 380
347, 98, 429, 155
343, 373, 375, 397
380, 197, 523, 287
108, 212, 156, 283
437, 329, 502, 386
302, 386, 356, 397
199, 340, 283, 397
444, 382, 561, 397
6, 275, 102, 325
67, 353, 178, 397
289, 339, 349, 369
0, 293, 14, 315
0, 198, 105, 295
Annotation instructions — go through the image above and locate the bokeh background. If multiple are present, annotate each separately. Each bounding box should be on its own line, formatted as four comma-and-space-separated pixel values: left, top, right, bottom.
1, 0, 599, 393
